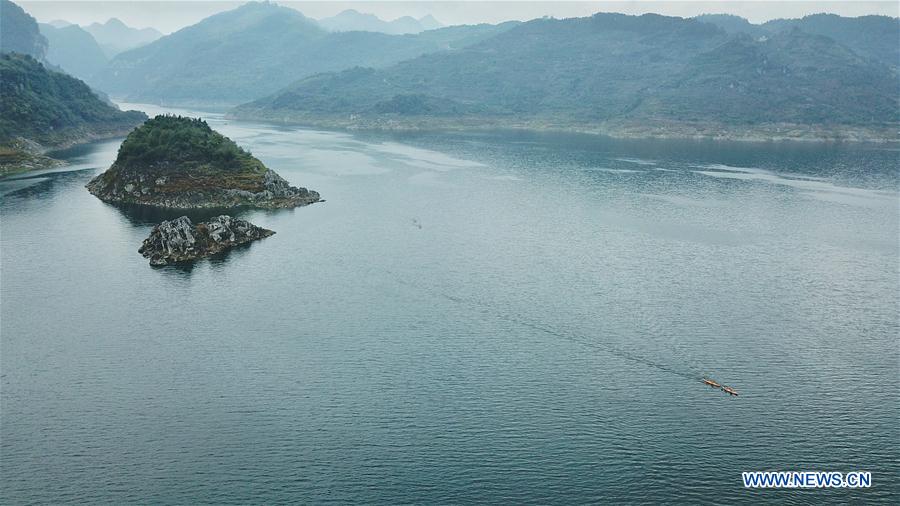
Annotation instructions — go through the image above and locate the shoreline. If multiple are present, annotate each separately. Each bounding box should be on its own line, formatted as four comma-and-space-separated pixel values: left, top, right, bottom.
226, 111, 900, 144
0, 126, 138, 178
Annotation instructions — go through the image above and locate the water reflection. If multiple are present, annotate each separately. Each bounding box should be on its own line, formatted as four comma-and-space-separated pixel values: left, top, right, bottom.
148, 239, 260, 274
0, 168, 93, 201
106, 201, 263, 227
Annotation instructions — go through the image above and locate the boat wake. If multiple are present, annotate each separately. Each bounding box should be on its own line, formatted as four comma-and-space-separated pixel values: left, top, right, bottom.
384, 270, 739, 396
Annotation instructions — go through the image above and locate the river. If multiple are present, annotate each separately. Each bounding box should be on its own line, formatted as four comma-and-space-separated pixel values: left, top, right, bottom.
1, 104, 898, 503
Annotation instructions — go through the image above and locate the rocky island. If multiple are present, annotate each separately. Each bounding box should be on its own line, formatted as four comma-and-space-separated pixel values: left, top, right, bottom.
139, 215, 274, 266
86, 115, 320, 208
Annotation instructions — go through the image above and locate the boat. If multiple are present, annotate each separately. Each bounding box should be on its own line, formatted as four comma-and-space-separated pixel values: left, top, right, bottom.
703, 378, 721, 388
722, 386, 739, 396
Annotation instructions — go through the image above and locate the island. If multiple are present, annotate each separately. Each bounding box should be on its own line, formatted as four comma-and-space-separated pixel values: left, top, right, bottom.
86, 115, 321, 208
139, 215, 274, 266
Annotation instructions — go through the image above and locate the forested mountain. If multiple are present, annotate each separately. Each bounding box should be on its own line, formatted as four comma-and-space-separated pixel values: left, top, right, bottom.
0, 0, 47, 58
233, 13, 899, 140
39, 23, 108, 82
764, 14, 899, 68
318, 9, 443, 34
625, 30, 898, 127
83, 18, 163, 57
92, 2, 515, 106
0, 53, 145, 147
696, 13, 899, 67
0, 0, 146, 173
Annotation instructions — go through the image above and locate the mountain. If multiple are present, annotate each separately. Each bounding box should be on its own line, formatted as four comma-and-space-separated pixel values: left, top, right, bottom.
0, 1, 144, 148
763, 14, 899, 68
0, 53, 145, 146
625, 30, 898, 129
83, 17, 163, 57
419, 14, 443, 31
47, 19, 72, 28
39, 23, 108, 82
0, 0, 47, 58
233, 13, 899, 141
93, 2, 514, 106
0, 53, 146, 174
0, 2, 144, 174
318, 9, 444, 34
696, 13, 900, 68
694, 14, 765, 36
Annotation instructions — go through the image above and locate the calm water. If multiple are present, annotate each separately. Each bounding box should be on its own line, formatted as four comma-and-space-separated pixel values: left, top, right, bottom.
2, 104, 898, 504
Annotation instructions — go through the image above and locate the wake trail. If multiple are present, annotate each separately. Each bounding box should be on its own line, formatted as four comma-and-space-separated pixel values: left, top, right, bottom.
383, 270, 706, 384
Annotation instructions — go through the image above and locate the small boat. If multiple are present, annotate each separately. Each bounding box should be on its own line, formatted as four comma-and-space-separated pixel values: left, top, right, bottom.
703, 378, 721, 388
722, 386, 739, 396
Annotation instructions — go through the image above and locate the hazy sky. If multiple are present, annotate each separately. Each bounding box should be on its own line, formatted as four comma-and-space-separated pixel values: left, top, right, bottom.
19, 1, 900, 33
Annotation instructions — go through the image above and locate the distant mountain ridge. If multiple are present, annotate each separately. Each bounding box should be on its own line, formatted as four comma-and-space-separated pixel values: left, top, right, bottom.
0, 0, 47, 58
318, 9, 443, 34
39, 23, 108, 83
233, 12, 900, 141
695, 13, 899, 68
84, 17, 163, 57
93, 2, 515, 106
0, 1, 146, 174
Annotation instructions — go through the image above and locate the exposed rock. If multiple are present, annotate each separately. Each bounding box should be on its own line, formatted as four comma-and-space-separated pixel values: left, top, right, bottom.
138, 215, 274, 266
0, 137, 66, 176
88, 166, 320, 209
85, 115, 321, 209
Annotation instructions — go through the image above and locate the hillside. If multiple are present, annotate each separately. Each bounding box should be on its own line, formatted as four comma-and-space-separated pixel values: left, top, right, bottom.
697, 13, 900, 68
86, 115, 320, 208
0, 0, 47, 58
764, 14, 899, 68
232, 13, 900, 141
0, 53, 145, 144
40, 23, 108, 83
92, 2, 515, 106
0, 53, 146, 175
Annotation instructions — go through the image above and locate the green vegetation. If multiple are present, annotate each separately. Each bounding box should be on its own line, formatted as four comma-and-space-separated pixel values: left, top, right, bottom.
0, 53, 145, 145
87, 115, 320, 209
0, 141, 63, 177
764, 14, 898, 68
113, 115, 265, 174
696, 13, 899, 69
0, 0, 145, 175
233, 13, 899, 140
93, 2, 516, 105
0, 0, 47, 58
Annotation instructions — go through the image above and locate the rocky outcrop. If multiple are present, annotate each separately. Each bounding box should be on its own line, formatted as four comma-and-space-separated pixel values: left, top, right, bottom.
0, 137, 65, 176
84, 115, 321, 209
138, 215, 274, 266
87, 166, 320, 209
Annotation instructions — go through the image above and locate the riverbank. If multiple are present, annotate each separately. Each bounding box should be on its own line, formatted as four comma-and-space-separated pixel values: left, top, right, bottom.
226, 111, 899, 144
0, 126, 139, 178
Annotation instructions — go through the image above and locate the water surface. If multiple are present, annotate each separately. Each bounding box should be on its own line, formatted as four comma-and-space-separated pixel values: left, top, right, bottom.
2, 105, 898, 504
